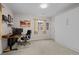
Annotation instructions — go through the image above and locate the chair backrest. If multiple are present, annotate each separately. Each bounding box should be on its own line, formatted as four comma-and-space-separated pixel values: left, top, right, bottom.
26, 30, 31, 39
26, 30, 31, 35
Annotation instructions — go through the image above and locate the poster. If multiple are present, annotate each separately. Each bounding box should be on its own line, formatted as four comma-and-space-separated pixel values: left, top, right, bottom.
20, 20, 31, 27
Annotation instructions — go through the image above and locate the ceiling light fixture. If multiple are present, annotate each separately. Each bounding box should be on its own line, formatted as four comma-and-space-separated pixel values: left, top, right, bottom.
40, 4, 48, 9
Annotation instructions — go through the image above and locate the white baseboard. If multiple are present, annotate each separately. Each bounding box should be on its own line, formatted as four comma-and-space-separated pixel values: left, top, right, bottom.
55, 41, 79, 53
0, 50, 2, 54
30, 38, 53, 42
50, 38, 55, 41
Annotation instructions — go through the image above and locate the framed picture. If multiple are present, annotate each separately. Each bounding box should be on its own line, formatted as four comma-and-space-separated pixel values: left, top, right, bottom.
20, 20, 31, 27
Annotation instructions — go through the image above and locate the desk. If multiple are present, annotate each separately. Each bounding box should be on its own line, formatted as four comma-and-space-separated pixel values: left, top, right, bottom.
2, 34, 12, 51
2, 34, 21, 52
2, 34, 12, 39
2, 34, 21, 39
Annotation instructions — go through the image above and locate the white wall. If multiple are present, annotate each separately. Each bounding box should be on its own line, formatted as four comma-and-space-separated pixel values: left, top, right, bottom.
13, 15, 51, 40
50, 17, 55, 40
55, 6, 79, 52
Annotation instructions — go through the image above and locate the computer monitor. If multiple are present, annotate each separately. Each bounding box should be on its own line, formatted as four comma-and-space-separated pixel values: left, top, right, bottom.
12, 28, 23, 35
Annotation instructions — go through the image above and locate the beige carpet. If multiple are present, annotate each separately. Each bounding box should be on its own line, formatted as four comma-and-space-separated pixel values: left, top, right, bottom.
3, 39, 79, 55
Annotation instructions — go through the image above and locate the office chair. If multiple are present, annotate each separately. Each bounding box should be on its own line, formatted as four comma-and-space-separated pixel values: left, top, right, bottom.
20, 30, 31, 45
26, 30, 31, 40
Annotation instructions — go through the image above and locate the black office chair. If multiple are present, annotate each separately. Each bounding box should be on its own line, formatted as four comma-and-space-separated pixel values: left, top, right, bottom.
26, 30, 31, 40
20, 30, 31, 45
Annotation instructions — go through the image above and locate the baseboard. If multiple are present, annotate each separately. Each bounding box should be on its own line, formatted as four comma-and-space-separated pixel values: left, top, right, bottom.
50, 38, 55, 41
67, 46, 79, 53
0, 50, 2, 54
55, 41, 79, 53
29, 38, 54, 42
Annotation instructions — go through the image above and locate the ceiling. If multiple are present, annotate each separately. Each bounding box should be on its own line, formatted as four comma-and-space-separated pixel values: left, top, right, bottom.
4, 3, 79, 17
